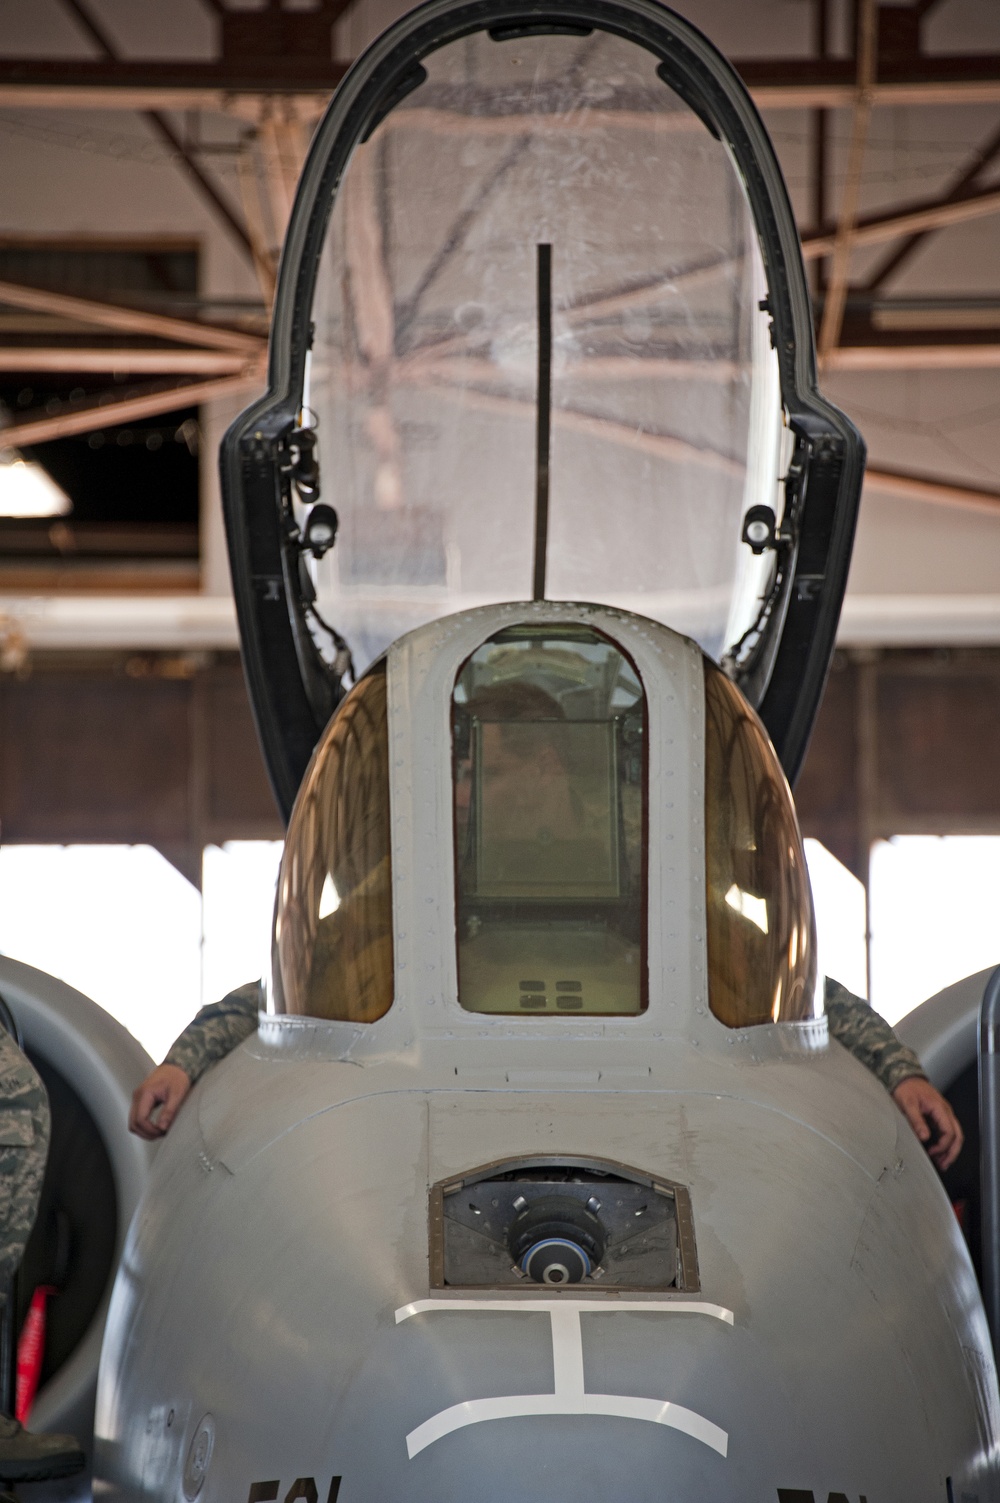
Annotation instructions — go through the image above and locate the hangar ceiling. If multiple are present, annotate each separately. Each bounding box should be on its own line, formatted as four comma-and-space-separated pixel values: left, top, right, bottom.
0, 0, 999, 644
0, 1, 998, 477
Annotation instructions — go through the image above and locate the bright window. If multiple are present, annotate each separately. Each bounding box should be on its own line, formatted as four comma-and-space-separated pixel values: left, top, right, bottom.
804, 839, 868, 1001
202, 841, 283, 1006
0, 841, 282, 1061
869, 835, 1000, 1025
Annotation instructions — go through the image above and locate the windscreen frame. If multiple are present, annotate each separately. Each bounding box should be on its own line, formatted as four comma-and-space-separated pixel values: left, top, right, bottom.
221, 0, 864, 821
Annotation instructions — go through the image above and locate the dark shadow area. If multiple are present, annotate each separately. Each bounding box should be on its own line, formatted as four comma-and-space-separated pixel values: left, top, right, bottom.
0, 243, 201, 576
1, 382, 199, 528
942, 1060, 981, 1286
16, 1055, 117, 1387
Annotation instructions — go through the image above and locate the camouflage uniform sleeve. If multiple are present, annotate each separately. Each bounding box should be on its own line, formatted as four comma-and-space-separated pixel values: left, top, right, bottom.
163, 980, 262, 1084
0, 1030, 50, 1290
824, 977, 927, 1094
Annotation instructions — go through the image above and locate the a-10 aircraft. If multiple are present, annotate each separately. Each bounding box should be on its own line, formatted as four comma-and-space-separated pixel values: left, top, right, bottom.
92, 1, 1000, 1499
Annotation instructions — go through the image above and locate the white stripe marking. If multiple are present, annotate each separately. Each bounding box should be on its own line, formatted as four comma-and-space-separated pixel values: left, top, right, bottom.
395, 1298, 734, 1323
395, 1297, 733, 1459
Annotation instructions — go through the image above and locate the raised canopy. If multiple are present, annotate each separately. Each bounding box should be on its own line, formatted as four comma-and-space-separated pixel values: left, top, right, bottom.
222, 0, 864, 818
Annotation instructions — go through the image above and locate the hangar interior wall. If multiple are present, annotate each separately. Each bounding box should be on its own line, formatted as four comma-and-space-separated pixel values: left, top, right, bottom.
796, 647, 1000, 885
1, 646, 996, 901
0, 652, 281, 888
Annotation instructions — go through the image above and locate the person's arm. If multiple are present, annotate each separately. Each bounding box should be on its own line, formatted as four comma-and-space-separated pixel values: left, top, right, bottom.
129, 980, 262, 1140
824, 977, 963, 1170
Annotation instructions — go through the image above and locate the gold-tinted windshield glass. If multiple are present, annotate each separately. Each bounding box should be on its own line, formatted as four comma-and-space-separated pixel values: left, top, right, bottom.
454, 626, 646, 1016
273, 665, 392, 1021
704, 660, 818, 1027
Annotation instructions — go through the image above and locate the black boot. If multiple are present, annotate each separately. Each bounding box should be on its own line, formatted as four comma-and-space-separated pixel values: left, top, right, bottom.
0, 1415, 85, 1483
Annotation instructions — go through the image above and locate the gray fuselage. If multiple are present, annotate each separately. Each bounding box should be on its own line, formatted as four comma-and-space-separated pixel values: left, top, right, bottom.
94, 604, 1000, 1503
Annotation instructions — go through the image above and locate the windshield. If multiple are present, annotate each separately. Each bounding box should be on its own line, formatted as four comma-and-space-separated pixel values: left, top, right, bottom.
272, 664, 393, 1021
304, 26, 785, 673
453, 625, 646, 1016
704, 659, 818, 1027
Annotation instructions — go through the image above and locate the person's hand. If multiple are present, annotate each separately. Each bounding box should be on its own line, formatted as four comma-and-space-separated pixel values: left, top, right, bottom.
129, 1064, 192, 1140
892, 1076, 964, 1171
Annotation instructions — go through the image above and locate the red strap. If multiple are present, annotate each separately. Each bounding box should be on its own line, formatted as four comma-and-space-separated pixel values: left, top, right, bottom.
15, 1286, 56, 1424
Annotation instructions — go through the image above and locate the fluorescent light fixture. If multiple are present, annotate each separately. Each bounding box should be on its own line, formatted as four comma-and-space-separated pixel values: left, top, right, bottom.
0, 453, 71, 518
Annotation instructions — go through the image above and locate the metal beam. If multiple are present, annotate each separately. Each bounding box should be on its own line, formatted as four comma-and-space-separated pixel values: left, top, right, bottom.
871, 303, 1000, 331
866, 466, 1000, 513
0, 370, 263, 447
0, 61, 343, 114
0, 59, 999, 113
142, 109, 255, 261
256, 114, 310, 240
864, 117, 1000, 291
756, 81, 1000, 109
0, 278, 264, 352
809, 0, 830, 295
818, 0, 876, 362
0, 83, 330, 115
804, 183, 1000, 259
825, 343, 1000, 369
738, 52, 1000, 109
236, 144, 279, 303
59, 0, 255, 262
0, 348, 251, 374
235, 112, 314, 302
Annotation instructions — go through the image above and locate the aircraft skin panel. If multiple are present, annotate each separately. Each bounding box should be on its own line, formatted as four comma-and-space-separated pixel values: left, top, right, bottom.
94, 1049, 993, 1501
93, 606, 998, 1502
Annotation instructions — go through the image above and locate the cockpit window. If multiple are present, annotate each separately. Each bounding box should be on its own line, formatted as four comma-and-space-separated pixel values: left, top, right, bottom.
453, 626, 646, 1016
704, 660, 818, 1027
273, 665, 392, 1021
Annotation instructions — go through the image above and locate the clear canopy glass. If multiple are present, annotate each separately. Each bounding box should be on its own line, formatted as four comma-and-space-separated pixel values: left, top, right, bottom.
304, 27, 786, 673
453, 624, 646, 1016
